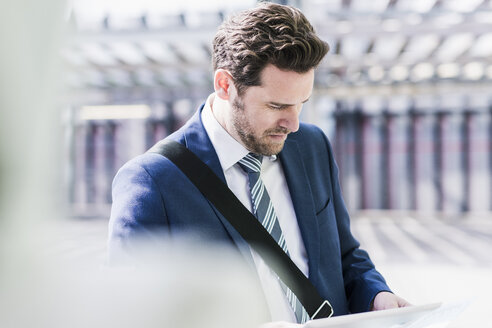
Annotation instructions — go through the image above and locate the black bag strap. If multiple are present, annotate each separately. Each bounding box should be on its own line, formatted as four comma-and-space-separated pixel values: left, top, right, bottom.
149, 140, 333, 320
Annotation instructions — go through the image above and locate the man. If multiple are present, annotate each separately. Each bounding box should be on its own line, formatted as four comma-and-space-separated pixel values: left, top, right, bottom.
108, 2, 408, 326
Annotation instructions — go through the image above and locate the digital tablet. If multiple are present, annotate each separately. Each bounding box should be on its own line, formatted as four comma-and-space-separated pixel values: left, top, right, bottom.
304, 303, 442, 328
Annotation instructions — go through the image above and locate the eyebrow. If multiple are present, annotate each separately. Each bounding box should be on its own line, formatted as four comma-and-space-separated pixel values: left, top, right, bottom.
268, 96, 311, 107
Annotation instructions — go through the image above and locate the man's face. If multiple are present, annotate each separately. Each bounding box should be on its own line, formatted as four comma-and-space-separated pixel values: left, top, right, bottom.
229, 64, 314, 156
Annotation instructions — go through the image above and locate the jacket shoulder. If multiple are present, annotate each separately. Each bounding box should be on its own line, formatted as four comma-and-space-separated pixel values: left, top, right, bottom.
289, 122, 331, 152
294, 122, 327, 140
116, 151, 178, 181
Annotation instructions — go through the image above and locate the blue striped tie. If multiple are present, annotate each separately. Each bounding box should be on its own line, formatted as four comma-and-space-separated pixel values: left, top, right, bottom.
238, 153, 310, 324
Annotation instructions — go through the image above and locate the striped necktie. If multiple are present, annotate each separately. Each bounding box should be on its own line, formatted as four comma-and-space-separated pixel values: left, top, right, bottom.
238, 153, 310, 324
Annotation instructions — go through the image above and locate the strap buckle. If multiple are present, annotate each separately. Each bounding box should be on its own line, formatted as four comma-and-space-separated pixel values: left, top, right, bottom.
311, 300, 334, 320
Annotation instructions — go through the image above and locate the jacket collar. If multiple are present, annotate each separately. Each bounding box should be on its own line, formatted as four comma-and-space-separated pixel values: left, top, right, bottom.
179, 104, 227, 183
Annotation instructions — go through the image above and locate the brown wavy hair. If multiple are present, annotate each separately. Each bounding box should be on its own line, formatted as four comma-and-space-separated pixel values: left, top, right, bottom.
212, 2, 329, 95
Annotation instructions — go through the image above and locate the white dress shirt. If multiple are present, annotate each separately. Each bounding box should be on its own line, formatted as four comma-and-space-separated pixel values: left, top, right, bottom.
201, 94, 309, 322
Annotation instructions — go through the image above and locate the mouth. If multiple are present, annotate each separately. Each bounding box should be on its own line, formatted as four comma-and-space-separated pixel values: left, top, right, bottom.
267, 134, 288, 142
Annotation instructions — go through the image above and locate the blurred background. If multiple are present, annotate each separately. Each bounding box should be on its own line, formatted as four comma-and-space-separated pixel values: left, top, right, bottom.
1, 0, 491, 327
64, 0, 492, 217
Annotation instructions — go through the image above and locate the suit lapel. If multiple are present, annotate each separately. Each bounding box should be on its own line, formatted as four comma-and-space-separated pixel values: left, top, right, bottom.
180, 105, 255, 267
181, 106, 226, 183
279, 139, 320, 282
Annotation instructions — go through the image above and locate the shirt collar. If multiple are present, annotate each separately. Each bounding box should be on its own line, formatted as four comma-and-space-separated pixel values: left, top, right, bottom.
201, 94, 249, 171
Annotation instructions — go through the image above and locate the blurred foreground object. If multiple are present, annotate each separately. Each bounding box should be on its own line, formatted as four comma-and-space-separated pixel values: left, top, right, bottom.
0, 2, 266, 327
1, 238, 267, 328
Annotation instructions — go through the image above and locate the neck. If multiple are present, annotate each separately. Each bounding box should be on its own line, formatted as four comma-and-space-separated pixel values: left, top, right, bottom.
211, 93, 235, 140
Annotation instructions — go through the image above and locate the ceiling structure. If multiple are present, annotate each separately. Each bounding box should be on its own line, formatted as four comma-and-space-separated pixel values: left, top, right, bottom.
62, 0, 492, 105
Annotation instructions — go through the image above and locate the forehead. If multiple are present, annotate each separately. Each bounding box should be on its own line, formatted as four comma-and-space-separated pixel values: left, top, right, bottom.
245, 64, 314, 104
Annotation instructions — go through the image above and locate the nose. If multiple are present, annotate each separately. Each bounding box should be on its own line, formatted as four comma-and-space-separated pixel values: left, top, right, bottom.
279, 105, 301, 133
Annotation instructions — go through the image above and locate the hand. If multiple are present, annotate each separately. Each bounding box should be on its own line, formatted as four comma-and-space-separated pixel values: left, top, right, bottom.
371, 291, 411, 311
259, 321, 302, 328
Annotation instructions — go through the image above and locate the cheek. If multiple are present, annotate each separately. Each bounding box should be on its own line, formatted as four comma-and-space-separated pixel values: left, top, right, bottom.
246, 107, 281, 134
255, 117, 276, 134
260, 113, 283, 130
246, 110, 268, 131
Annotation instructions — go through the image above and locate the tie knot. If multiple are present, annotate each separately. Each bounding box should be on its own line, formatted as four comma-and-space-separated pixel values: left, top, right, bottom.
238, 153, 263, 173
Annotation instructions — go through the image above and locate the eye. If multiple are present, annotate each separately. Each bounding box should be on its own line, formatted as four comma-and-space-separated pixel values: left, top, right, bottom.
268, 104, 286, 110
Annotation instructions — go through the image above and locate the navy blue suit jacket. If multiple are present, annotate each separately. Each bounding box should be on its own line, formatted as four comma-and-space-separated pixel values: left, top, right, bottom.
108, 104, 391, 316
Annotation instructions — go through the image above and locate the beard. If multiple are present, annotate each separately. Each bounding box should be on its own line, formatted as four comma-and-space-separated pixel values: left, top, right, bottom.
231, 97, 289, 156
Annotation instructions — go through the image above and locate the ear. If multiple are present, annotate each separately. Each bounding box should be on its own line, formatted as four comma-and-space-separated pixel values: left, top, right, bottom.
214, 69, 234, 100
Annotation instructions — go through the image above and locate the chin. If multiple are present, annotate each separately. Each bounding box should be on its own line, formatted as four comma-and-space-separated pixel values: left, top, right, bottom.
258, 142, 284, 156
